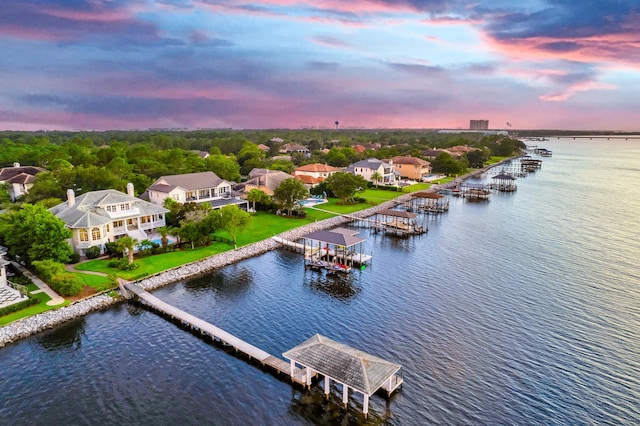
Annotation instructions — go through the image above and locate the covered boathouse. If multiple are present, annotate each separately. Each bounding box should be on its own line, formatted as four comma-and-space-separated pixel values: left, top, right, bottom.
283, 334, 403, 417
302, 228, 371, 272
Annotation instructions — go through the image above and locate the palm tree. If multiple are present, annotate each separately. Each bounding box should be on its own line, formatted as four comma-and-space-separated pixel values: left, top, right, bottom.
371, 171, 383, 188
157, 226, 169, 251
117, 236, 137, 266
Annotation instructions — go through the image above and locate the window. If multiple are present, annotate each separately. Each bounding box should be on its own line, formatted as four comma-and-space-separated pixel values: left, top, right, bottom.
106, 205, 116, 213
113, 220, 124, 228
91, 227, 101, 240
79, 229, 89, 242
141, 216, 150, 224
119, 203, 130, 211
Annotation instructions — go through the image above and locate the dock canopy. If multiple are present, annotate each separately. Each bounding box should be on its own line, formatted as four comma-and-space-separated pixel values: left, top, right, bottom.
413, 191, 443, 199
376, 209, 417, 219
283, 334, 402, 396
303, 229, 365, 247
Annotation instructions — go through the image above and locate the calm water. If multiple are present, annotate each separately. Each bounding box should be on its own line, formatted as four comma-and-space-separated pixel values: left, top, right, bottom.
1, 138, 639, 425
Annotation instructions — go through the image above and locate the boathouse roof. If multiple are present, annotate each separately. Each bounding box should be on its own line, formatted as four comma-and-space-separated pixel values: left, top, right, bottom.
377, 209, 417, 218
492, 173, 516, 180
283, 334, 401, 396
413, 191, 444, 199
303, 229, 365, 247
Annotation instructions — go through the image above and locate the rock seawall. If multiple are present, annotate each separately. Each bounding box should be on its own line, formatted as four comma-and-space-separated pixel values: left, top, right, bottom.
1, 158, 513, 346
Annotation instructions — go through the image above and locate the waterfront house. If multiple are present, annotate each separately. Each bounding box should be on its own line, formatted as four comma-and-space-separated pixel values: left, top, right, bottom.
0, 246, 28, 309
390, 156, 431, 181
0, 163, 46, 201
147, 172, 241, 209
346, 158, 396, 185
50, 184, 168, 256
238, 169, 295, 196
293, 163, 340, 186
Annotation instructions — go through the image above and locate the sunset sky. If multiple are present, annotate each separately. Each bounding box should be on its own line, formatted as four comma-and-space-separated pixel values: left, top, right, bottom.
1, 0, 639, 131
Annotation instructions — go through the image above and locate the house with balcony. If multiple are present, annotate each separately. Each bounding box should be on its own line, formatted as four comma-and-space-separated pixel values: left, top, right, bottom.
49, 183, 168, 256
147, 171, 246, 209
390, 156, 431, 181
346, 158, 396, 185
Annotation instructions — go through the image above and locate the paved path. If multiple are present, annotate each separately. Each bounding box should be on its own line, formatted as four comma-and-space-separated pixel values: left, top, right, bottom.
10, 262, 65, 306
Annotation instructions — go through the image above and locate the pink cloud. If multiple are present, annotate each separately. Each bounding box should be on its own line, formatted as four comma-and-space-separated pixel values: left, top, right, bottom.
539, 80, 616, 102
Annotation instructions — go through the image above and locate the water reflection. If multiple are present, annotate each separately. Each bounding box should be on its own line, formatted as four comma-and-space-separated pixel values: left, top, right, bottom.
183, 264, 253, 298
304, 269, 361, 301
289, 386, 393, 426
36, 317, 86, 351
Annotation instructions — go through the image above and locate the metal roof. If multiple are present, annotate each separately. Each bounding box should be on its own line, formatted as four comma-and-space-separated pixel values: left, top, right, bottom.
413, 191, 444, 199
303, 229, 365, 247
151, 172, 230, 192
50, 189, 168, 229
376, 209, 417, 218
283, 334, 401, 396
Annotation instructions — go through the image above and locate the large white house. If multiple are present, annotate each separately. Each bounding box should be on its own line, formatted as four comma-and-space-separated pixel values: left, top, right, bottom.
147, 172, 237, 208
346, 158, 396, 185
50, 183, 168, 256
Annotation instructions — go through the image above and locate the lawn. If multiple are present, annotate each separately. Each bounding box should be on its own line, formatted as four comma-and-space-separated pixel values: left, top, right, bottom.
76, 273, 115, 292
487, 156, 508, 164
0, 292, 69, 326
75, 187, 417, 279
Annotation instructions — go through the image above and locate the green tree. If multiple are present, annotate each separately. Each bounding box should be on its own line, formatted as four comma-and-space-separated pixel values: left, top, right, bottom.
178, 221, 201, 250
370, 171, 383, 188
217, 205, 251, 248
0, 204, 73, 265
205, 153, 241, 182
324, 172, 367, 204
273, 178, 308, 216
431, 152, 466, 175
246, 188, 270, 211
157, 226, 170, 251
116, 236, 137, 265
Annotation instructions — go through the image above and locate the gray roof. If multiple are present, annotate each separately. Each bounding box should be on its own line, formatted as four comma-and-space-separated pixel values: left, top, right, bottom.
376, 209, 417, 218
0, 165, 45, 181
245, 169, 294, 191
283, 334, 401, 396
303, 229, 365, 247
414, 191, 443, 199
50, 189, 168, 229
350, 158, 390, 170
149, 172, 229, 193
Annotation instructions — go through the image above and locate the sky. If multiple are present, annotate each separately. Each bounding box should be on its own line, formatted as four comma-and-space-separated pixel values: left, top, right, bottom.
1, 0, 639, 131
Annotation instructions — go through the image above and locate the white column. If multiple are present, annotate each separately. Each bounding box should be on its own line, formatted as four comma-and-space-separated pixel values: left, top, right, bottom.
306, 367, 313, 388
342, 383, 349, 407
324, 376, 330, 399
363, 394, 369, 418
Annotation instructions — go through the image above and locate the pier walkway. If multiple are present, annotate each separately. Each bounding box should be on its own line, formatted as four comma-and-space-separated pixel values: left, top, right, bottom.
123, 282, 306, 385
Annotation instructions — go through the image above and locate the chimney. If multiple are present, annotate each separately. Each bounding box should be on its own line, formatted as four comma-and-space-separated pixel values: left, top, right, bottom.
67, 189, 75, 207
127, 182, 135, 197
13, 162, 20, 168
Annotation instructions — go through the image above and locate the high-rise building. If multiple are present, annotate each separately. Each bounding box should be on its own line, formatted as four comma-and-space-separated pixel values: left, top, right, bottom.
470, 119, 489, 130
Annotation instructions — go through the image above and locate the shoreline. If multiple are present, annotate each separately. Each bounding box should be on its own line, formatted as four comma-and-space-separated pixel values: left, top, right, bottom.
0, 158, 513, 347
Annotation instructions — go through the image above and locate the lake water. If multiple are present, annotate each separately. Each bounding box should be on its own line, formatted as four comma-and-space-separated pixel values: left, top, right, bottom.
1, 138, 639, 425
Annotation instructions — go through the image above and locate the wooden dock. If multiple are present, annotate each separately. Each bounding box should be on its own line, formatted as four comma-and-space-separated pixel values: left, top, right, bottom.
123, 283, 306, 385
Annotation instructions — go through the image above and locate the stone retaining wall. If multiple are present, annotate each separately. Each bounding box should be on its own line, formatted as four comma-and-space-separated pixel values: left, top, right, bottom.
0, 159, 513, 346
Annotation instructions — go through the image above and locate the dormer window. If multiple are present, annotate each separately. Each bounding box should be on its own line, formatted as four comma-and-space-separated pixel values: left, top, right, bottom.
106, 205, 116, 213
119, 203, 130, 211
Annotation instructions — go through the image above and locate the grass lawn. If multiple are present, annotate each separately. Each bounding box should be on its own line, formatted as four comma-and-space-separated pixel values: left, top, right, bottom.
75, 187, 419, 279
76, 273, 115, 292
0, 292, 69, 326
487, 156, 508, 164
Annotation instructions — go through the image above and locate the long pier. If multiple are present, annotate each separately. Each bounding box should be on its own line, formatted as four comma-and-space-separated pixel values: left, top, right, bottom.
123, 282, 306, 385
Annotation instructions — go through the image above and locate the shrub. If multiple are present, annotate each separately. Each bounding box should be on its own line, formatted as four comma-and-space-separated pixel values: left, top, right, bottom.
0, 296, 40, 317
32, 259, 84, 296
104, 241, 122, 257
85, 246, 101, 259
68, 252, 81, 264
